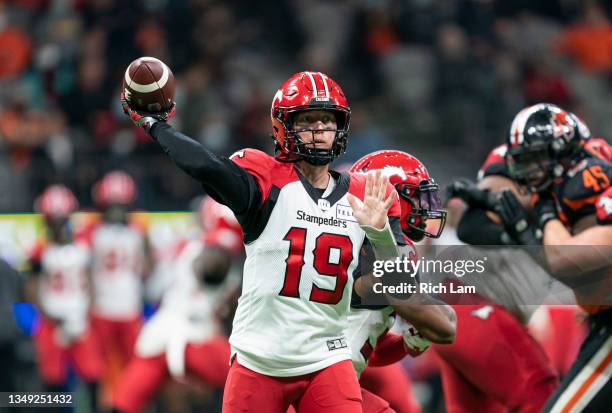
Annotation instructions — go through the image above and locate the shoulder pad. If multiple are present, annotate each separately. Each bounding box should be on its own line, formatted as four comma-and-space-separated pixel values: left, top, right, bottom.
478, 144, 510, 181
558, 158, 612, 223
229, 149, 280, 201
584, 137, 612, 163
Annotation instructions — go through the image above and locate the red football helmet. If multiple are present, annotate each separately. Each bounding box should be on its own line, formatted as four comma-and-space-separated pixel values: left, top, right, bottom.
199, 196, 244, 256
350, 150, 447, 241
271, 71, 350, 165
35, 184, 79, 219
93, 170, 137, 207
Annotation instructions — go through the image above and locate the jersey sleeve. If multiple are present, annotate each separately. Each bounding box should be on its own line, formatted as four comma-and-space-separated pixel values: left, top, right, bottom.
229, 148, 275, 205
596, 186, 612, 225
367, 331, 409, 367
558, 158, 612, 223
477, 144, 510, 181
150, 123, 261, 215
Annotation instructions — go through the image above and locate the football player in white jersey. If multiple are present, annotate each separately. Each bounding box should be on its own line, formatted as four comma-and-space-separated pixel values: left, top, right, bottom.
88, 171, 149, 384
122, 71, 415, 413
29, 185, 103, 411
349, 150, 456, 413
112, 197, 243, 413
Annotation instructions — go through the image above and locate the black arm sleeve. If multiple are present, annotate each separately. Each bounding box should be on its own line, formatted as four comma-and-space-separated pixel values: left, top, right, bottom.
456, 207, 505, 245
150, 123, 260, 215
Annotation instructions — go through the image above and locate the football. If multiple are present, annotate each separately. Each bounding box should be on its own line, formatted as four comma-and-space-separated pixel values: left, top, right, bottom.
122, 56, 175, 113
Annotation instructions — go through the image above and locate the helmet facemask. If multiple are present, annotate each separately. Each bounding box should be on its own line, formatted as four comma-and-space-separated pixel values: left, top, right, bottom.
398, 180, 447, 241
506, 144, 558, 193
273, 107, 350, 165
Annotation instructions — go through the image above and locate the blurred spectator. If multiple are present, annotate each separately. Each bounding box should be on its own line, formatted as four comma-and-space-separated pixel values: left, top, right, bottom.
523, 59, 573, 107
0, 0, 607, 215
0, 10, 32, 80
556, 2, 612, 72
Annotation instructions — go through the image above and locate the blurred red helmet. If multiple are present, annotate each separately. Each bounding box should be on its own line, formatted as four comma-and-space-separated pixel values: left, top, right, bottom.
35, 184, 79, 219
199, 197, 244, 255
93, 170, 137, 207
350, 150, 446, 241
271, 71, 350, 165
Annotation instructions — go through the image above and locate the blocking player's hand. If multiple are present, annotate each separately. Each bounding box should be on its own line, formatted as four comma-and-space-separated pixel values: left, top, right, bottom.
446, 178, 498, 210
397, 319, 431, 357
534, 191, 558, 229
496, 189, 540, 245
347, 169, 397, 230
120, 92, 176, 134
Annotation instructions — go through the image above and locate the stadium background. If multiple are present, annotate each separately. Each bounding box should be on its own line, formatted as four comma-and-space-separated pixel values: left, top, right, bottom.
0, 0, 610, 412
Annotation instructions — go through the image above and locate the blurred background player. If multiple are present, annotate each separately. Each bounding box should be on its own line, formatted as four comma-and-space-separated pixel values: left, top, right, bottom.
112, 197, 242, 413
28, 184, 103, 412
349, 150, 456, 413
503, 103, 612, 412
87, 171, 151, 398
433, 106, 586, 413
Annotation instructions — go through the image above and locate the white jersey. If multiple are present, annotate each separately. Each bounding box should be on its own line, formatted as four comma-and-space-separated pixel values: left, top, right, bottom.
136, 239, 226, 377
345, 307, 395, 377
229, 149, 404, 377
91, 223, 146, 319
38, 242, 91, 320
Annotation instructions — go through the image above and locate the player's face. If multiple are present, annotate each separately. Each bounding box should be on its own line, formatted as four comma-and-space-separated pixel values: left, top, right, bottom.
292, 110, 337, 150
507, 150, 551, 192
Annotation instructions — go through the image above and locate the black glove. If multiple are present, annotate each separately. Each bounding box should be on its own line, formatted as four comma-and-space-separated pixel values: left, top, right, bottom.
496, 189, 541, 245
534, 191, 558, 229
446, 179, 498, 210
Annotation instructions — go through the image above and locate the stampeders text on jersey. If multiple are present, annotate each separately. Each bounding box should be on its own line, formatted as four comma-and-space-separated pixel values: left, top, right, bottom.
296, 210, 348, 228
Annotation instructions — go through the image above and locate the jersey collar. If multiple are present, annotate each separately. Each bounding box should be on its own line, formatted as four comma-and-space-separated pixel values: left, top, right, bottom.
295, 169, 350, 209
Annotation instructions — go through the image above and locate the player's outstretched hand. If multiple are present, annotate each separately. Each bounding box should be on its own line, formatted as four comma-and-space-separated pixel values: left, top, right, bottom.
446, 178, 497, 210
347, 169, 397, 230
120, 92, 176, 134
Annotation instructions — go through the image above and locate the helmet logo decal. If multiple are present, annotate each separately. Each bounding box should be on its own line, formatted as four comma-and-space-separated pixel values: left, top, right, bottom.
551, 110, 575, 140
381, 165, 407, 180
271, 89, 283, 114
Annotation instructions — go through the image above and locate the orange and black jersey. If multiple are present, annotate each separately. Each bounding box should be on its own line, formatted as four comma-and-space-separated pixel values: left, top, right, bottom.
553, 155, 612, 227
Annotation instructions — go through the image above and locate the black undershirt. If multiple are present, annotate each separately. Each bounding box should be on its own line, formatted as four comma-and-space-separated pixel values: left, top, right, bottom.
150, 123, 259, 216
